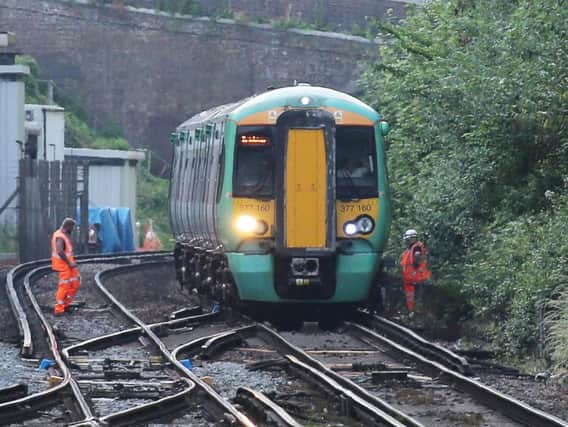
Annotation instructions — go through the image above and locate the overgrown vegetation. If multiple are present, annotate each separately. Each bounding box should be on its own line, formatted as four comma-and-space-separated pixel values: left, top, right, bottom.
136, 165, 173, 249
17, 56, 130, 151
362, 0, 567, 366
546, 279, 568, 376
84, 0, 355, 33
154, 0, 202, 15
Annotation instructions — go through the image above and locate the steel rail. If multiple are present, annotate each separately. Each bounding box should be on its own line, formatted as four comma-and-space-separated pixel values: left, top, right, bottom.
6, 251, 172, 357
284, 354, 405, 426
1, 252, 172, 424
357, 310, 472, 375
61, 270, 217, 426
6, 259, 48, 356
348, 322, 568, 427
171, 325, 256, 360
173, 325, 416, 427
24, 266, 97, 423
99, 378, 196, 426
254, 323, 423, 427
236, 386, 302, 427
95, 262, 256, 427
0, 266, 96, 424
63, 311, 218, 357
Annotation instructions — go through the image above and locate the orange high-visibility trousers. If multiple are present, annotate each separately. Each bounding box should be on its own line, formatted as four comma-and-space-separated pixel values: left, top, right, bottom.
54, 268, 80, 314
403, 281, 416, 312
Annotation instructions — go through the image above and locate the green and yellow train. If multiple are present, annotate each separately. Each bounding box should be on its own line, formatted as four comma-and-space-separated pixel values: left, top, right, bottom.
168, 84, 391, 319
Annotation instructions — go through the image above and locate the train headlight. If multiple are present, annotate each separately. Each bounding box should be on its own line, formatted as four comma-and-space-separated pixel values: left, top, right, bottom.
343, 222, 357, 236
236, 215, 257, 233
300, 96, 311, 105
255, 220, 269, 235
356, 215, 375, 234
235, 215, 269, 235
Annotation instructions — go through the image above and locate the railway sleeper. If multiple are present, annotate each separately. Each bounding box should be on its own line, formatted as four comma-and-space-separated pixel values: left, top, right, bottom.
68, 357, 167, 370
78, 379, 182, 399
371, 370, 410, 383
0, 383, 28, 403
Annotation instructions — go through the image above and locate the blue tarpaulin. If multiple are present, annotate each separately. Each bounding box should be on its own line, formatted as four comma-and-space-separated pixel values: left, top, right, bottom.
88, 207, 135, 253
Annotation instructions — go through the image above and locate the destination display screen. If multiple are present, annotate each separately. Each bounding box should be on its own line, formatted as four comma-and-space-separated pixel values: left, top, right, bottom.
239, 134, 271, 146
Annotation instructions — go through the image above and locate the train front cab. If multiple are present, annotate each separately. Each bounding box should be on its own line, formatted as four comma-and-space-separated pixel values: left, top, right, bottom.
226, 104, 390, 311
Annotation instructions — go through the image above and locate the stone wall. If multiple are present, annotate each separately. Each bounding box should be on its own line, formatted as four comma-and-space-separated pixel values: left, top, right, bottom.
0, 0, 380, 167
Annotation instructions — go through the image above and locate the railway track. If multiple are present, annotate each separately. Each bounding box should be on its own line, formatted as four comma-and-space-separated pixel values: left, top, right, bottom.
1, 254, 566, 426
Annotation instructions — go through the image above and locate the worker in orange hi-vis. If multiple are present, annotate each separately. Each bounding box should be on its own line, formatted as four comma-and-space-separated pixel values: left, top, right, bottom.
51, 218, 81, 316
141, 220, 163, 251
400, 229, 432, 315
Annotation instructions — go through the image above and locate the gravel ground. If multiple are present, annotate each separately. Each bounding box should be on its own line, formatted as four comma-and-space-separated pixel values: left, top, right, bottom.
0, 262, 134, 417
3, 262, 567, 424
192, 361, 288, 400
281, 323, 517, 426
149, 406, 220, 426
0, 341, 49, 394
33, 263, 131, 343
401, 320, 568, 422
87, 341, 152, 360
103, 264, 193, 324
479, 373, 568, 422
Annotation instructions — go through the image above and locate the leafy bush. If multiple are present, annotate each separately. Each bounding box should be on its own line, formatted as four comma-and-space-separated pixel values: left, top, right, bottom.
16, 56, 49, 104
156, 0, 202, 15
362, 0, 567, 357
0, 224, 18, 253
136, 165, 173, 249
546, 280, 568, 377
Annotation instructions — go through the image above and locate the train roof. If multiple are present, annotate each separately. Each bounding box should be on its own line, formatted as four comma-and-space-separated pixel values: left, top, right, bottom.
177, 85, 379, 129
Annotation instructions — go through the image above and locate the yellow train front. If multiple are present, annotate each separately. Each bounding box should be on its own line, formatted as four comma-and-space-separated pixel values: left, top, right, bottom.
169, 85, 391, 318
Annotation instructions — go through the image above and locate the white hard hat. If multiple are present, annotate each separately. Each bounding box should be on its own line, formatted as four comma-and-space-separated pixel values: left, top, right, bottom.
403, 229, 418, 240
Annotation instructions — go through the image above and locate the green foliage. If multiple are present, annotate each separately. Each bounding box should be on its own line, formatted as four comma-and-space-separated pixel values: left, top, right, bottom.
362, 0, 567, 357
136, 165, 173, 249
546, 273, 568, 377
212, 9, 234, 20
156, 0, 202, 15
271, 17, 327, 31
16, 56, 49, 104
465, 193, 568, 354
0, 224, 17, 253
351, 23, 366, 37
17, 55, 130, 151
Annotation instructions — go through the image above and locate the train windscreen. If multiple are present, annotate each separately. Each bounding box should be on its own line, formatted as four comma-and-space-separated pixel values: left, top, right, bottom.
336, 126, 378, 199
234, 126, 275, 198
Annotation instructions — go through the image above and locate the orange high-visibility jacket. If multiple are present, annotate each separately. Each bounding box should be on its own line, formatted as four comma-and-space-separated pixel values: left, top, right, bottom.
401, 241, 431, 284
51, 229, 75, 272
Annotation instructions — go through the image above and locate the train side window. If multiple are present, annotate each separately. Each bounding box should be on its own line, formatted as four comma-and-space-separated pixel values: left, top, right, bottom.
216, 141, 225, 203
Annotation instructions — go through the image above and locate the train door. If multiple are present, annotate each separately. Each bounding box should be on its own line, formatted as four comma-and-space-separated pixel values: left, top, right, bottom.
285, 128, 327, 248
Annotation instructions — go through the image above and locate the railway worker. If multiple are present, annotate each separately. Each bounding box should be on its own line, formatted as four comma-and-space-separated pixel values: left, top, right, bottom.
51, 218, 80, 316
87, 223, 101, 254
400, 229, 432, 314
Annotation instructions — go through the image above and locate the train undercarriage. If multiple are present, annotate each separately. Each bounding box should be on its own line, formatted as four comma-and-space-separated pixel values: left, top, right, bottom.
173, 242, 384, 329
